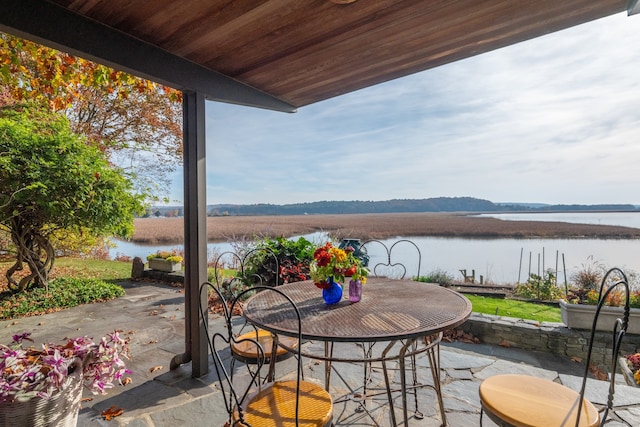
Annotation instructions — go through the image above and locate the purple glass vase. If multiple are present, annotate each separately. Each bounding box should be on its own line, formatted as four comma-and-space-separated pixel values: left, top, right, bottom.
349, 279, 362, 303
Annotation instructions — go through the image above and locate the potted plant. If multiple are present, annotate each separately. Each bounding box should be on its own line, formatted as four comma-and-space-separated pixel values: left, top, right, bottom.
559, 264, 640, 334
146, 250, 183, 272
0, 331, 130, 426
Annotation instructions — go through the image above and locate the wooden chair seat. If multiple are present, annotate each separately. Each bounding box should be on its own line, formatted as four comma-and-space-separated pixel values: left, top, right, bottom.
231, 329, 299, 362
233, 380, 333, 427
479, 374, 599, 427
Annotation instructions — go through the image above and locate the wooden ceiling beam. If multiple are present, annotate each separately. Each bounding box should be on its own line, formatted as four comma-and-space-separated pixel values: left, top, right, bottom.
0, 0, 296, 112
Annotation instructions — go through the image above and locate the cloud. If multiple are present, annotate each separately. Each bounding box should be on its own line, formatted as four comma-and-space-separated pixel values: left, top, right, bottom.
166, 12, 640, 206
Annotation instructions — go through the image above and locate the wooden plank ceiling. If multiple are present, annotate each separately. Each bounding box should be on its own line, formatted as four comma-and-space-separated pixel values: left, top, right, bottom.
18, 1, 632, 109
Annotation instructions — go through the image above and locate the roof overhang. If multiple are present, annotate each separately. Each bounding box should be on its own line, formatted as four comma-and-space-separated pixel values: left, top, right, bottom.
0, 0, 631, 112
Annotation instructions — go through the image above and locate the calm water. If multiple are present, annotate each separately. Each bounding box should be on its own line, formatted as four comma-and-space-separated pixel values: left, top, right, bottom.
111, 232, 330, 263
369, 236, 640, 285
111, 212, 640, 285
478, 211, 640, 228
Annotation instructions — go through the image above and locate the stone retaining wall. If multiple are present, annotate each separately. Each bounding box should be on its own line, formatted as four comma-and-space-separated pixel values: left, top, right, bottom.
458, 313, 640, 366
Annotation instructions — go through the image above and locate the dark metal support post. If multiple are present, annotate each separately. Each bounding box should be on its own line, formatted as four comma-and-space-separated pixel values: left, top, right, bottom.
173, 90, 208, 377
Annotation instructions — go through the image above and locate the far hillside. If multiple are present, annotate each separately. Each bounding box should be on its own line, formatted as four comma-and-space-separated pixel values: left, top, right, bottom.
147, 197, 637, 217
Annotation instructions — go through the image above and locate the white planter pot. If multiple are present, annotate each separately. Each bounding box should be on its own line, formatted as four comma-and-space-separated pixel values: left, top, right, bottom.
559, 299, 640, 335
148, 258, 181, 272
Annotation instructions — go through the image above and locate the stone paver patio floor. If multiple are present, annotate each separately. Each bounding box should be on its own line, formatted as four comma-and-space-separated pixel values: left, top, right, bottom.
2, 280, 639, 426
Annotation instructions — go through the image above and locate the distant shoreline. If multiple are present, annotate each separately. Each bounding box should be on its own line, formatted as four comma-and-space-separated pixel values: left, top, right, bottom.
132, 212, 640, 245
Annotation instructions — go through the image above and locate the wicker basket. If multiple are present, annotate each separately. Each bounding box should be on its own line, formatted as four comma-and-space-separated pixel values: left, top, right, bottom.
620, 357, 640, 388
0, 358, 83, 427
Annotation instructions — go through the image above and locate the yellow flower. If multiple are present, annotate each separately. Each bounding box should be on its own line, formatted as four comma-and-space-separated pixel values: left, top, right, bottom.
634, 369, 640, 385
329, 247, 347, 263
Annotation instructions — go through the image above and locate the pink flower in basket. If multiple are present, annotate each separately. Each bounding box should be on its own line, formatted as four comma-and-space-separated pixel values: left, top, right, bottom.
0, 331, 130, 402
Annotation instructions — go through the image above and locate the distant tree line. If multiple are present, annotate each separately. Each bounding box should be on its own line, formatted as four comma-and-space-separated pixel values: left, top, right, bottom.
158, 197, 639, 217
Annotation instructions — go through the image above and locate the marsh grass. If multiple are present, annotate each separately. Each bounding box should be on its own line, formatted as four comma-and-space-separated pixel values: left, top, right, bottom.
132, 213, 640, 245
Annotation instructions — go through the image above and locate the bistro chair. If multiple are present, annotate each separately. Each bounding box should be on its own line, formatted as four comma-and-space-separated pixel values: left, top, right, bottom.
212, 248, 298, 382
200, 282, 333, 426
360, 239, 422, 280
479, 267, 630, 427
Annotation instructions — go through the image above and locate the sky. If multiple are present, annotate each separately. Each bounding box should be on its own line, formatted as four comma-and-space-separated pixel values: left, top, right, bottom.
165, 12, 640, 206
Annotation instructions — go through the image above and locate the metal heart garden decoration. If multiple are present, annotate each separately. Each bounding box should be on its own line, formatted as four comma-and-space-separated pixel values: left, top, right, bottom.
373, 262, 407, 279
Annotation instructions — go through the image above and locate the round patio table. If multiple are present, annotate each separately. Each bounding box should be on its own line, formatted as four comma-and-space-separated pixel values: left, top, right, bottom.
243, 277, 472, 426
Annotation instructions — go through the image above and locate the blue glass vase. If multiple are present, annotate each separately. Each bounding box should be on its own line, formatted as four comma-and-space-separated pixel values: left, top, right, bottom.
322, 277, 343, 305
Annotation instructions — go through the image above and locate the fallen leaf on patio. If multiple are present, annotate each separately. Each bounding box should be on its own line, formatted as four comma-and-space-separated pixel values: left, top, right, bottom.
38, 322, 45, 325
101, 406, 124, 420
149, 310, 158, 316
147, 339, 158, 344
499, 340, 510, 348
126, 330, 136, 334
169, 315, 176, 321
589, 363, 607, 381
11, 321, 17, 325
571, 356, 582, 363
150, 365, 163, 373
122, 377, 133, 385
81, 397, 94, 402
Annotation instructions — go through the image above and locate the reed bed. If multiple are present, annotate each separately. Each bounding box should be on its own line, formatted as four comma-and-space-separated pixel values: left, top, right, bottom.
132, 213, 640, 245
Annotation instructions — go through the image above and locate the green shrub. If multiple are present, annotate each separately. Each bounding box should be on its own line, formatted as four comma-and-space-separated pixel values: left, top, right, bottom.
515, 272, 563, 301
416, 269, 455, 286
243, 236, 314, 286
0, 277, 124, 319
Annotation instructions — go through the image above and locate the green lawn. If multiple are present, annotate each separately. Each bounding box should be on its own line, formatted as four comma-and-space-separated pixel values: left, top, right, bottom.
53, 257, 133, 281
466, 294, 562, 323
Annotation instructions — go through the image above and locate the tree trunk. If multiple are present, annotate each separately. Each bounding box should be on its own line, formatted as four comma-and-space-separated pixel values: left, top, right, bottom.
7, 223, 54, 292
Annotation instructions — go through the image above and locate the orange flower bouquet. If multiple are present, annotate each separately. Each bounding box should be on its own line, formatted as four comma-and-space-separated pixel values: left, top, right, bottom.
309, 242, 367, 289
